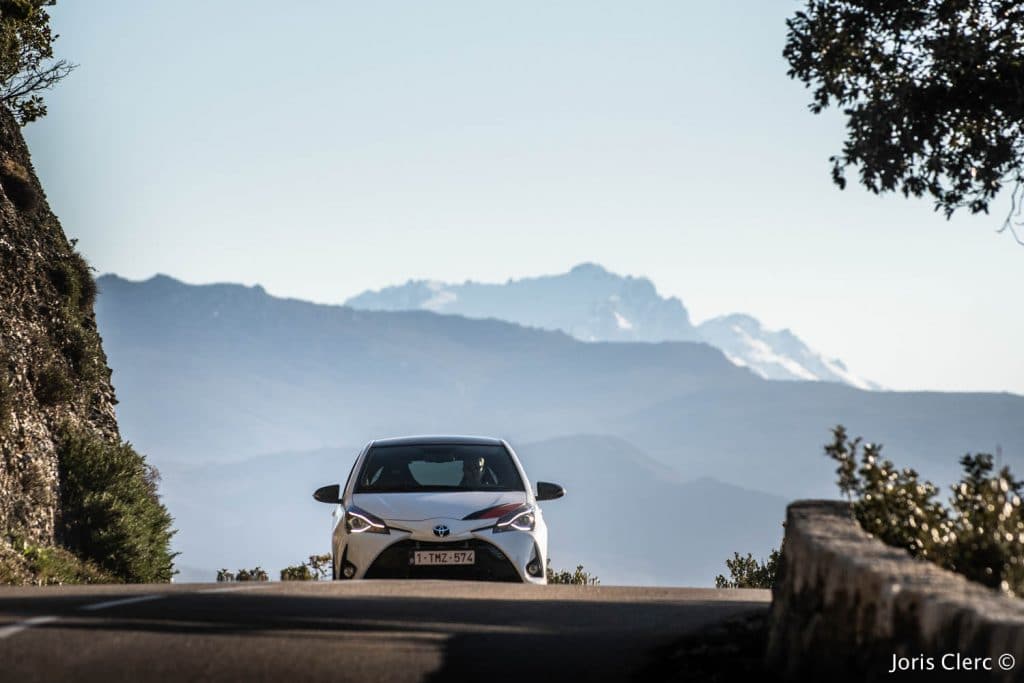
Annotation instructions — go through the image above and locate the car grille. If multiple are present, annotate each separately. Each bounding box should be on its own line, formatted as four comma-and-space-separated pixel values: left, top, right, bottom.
364, 539, 522, 582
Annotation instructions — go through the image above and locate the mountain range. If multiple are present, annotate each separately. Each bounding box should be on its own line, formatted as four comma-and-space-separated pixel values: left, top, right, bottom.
93, 273, 1024, 583
346, 263, 880, 389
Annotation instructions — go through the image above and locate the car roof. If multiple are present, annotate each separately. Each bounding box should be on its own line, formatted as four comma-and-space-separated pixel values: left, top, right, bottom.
369, 435, 505, 448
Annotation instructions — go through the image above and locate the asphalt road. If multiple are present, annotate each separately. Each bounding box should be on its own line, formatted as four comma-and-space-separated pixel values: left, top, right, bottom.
0, 581, 769, 682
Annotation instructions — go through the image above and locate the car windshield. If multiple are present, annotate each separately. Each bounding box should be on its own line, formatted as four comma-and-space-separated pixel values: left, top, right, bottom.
355, 444, 525, 493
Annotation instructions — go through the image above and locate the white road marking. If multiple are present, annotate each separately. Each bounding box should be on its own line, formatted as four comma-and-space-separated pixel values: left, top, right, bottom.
198, 584, 270, 594
79, 594, 165, 611
0, 615, 58, 640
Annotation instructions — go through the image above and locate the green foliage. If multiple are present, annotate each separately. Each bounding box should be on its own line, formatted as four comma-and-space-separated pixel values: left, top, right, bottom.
33, 361, 73, 406
49, 251, 97, 314
946, 454, 1024, 593
280, 554, 331, 581
825, 425, 1024, 595
216, 567, 269, 582
826, 426, 950, 562
715, 549, 780, 589
16, 536, 113, 585
0, 0, 74, 124
784, 1, 1024, 235
235, 567, 269, 582
57, 426, 177, 583
546, 559, 600, 585
280, 563, 313, 581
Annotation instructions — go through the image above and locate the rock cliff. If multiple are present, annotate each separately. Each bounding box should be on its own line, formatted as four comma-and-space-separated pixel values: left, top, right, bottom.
0, 105, 120, 578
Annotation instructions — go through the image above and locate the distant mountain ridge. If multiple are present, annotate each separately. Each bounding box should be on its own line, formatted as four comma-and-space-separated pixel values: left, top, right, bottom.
93, 273, 1024, 583
345, 263, 879, 389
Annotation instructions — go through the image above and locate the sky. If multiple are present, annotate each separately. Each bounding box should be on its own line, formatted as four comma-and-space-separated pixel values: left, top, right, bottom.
24, 1, 1024, 394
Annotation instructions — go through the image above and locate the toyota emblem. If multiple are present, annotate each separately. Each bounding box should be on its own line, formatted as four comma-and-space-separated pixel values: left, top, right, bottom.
433, 524, 450, 538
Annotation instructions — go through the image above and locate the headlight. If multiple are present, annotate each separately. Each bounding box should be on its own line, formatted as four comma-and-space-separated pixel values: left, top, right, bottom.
494, 505, 536, 533
345, 505, 389, 535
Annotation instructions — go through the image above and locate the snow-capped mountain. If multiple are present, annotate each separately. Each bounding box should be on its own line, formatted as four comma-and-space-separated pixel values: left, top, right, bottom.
696, 314, 880, 390
345, 263, 878, 388
347, 263, 701, 343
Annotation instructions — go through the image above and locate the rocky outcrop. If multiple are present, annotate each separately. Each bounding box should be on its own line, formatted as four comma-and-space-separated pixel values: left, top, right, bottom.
0, 105, 119, 557
767, 500, 1024, 682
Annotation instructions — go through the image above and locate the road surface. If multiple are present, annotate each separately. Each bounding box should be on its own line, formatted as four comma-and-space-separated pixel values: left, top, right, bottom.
0, 581, 769, 682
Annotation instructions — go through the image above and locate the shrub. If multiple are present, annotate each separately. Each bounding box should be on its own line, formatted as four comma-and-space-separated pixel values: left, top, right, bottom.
280, 564, 313, 581
56, 426, 177, 583
280, 554, 332, 581
33, 362, 73, 406
0, 157, 38, 210
49, 251, 97, 314
825, 425, 1024, 595
546, 560, 600, 585
235, 567, 269, 582
18, 538, 113, 585
715, 549, 780, 589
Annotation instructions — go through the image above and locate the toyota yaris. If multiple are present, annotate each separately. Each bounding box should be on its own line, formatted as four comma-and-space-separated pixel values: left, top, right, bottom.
312, 435, 565, 583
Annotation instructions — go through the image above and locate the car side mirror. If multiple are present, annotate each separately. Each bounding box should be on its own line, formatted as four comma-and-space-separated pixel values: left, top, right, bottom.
313, 484, 342, 504
536, 481, 565, 501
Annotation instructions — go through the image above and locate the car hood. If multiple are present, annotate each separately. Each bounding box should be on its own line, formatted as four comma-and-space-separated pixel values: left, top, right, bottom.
351, 491, 527, 521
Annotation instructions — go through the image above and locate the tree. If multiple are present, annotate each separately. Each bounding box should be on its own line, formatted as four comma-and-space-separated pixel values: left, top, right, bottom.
545, 559, 600, 585
714, 549, 780, 589
0, 0, 74, 124
824, 424, 1024, 595
784, 1, 1024, 243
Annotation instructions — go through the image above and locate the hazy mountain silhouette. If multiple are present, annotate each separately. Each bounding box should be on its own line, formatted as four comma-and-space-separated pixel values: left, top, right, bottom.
93, 273, 1024, 583
96, 274, 1022, 493
346, 263, 878, 388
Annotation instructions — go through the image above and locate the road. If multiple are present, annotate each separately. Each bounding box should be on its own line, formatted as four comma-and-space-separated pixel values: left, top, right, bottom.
0, 581, 769, 682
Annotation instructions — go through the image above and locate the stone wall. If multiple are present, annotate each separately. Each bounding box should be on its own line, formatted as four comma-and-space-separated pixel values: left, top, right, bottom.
766, 500, 1024, 681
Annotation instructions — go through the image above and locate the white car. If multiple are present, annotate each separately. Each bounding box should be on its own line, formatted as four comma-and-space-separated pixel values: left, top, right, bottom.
313, 435, 565, 583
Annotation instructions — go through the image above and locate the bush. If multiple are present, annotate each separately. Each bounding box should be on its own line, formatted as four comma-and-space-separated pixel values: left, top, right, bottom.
280, 554, 331, 581
546, 559, 600, 585
715, 550, 780, 589
57, 427, 177, 583
825, 425, 1024, 595
48, 252, 96, 314
235, 567, 269, 582
280, 564, 313, 581
0, 157, 38, 210
18, 538, 113, 585
33, 362, 73, 406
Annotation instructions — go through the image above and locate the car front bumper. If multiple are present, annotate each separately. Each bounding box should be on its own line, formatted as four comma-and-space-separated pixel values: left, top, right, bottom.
334, 520, 547, 584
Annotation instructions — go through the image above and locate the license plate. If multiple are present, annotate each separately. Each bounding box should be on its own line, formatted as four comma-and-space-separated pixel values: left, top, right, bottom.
412, 550, 475, 566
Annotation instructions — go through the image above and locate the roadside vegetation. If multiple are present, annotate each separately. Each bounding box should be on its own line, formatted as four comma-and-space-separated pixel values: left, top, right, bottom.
57, 426, 177, 583
0, 531, 112, 585
826, 425, 1024, 596
280, 554, 331, 581
715, 549, 780, 589
217, 567, 269, 582
546, 560, 600, 585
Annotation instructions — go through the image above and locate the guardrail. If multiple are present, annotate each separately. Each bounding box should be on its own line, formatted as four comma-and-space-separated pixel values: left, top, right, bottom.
766, 500, 1024, 682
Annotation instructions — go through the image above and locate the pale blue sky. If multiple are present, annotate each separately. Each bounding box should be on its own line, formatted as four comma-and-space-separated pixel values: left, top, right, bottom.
25, 1, 1023, 393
